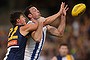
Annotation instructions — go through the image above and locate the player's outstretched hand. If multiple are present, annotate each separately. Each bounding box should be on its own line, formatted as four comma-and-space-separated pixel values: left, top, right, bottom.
63, 5, 69, 16
59, 2, 65, 14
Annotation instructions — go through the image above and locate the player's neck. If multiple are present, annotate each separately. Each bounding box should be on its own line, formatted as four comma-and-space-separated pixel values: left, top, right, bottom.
16, 23, 23, 25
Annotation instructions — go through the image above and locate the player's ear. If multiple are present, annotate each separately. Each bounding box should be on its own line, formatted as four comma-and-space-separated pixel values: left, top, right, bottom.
28, 14, 32, 18
16, 19, 20, 23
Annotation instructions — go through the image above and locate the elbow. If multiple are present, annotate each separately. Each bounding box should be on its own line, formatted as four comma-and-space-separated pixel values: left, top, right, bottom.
35, 39, 41, 43
59, 32, 64, 38
57, 32, 63, 38
34, 37, 41, 43
58, 30, 64, 37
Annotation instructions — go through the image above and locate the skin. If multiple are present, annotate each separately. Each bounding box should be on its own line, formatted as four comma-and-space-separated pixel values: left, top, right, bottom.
15, 14, 38, 36
59, 46, 69, 57
26, 2, 69, 42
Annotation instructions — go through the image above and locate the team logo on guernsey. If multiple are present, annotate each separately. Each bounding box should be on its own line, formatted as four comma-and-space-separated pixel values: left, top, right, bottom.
8, 40, 17, 47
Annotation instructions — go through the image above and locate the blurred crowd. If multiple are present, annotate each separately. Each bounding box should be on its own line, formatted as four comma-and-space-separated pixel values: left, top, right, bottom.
38, 15, 90, 60
0, 26, 8, 59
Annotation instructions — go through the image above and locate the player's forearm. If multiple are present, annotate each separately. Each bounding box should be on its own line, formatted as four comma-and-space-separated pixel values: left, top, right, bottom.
21, 22, 38, 33
33, 22, 43, 42
58, 15, 66, 35
44, 11, 62, 25
47, 25, 61, 37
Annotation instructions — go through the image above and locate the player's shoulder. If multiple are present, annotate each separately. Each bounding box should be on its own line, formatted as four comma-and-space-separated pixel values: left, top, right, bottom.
27, 21, 33, 24
51, 56, 57, 60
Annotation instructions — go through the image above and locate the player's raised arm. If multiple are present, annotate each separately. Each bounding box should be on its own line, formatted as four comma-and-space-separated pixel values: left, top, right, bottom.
57, 5, 69, 36
46, 5, 68, 37
43, 2, 65, 25
46, 15, 66, 37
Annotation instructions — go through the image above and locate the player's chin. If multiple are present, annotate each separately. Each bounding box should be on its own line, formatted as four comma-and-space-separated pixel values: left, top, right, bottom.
36, 16, 41, 19
23, 22, 26, 25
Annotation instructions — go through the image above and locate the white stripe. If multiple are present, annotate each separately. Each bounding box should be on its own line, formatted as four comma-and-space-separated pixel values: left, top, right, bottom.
34, 39, 43, 60
3, 46, 19, 60
34, 27, 47, 60
27, 21, 35, 24
27, 21, 32, 24
62, 57, 67, 60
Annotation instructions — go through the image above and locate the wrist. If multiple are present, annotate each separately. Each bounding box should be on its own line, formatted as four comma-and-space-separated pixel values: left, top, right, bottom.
59, 11, 63, 16
57, 12, 60, 16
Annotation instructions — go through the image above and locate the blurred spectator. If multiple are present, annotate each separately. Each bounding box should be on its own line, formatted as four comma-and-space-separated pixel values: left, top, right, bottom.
51, 43, 74, 60
72, 19, 80, 38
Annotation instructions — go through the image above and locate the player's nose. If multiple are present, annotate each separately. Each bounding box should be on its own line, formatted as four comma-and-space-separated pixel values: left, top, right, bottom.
37, 10, 40, 13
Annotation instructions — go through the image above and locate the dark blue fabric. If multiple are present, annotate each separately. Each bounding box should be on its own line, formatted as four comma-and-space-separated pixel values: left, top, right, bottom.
31, 43, 39, 60
6, 25, 28, 60
56, 55, 62, 60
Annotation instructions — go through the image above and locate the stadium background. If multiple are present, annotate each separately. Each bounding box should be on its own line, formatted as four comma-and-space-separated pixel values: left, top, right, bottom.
0, 0, 90, 60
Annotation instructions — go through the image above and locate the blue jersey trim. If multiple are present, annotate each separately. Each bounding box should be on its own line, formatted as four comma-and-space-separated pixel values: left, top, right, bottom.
31, 32, 45, 60
36, 32, 44, 60
31, 43, 39, 60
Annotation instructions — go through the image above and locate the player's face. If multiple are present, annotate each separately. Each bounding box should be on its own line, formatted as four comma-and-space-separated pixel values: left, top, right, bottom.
29, 7, 41, 19
59, 46, 68, 57
19, 15, 26, 25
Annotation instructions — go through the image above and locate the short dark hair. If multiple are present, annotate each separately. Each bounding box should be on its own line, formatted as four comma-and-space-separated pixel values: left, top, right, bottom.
10, 11, 23, 26
24, 5, 33, 20
59, 43, 69, 49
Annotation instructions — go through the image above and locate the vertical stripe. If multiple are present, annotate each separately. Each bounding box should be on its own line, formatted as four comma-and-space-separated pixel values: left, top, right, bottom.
36, 32, 45, 60
31, 43, 39, 60
3, 46, 19, 60
4, 47, 11, 60
31, 32, 45, 60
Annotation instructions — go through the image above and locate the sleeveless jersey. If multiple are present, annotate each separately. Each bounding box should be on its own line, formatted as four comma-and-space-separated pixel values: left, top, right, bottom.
24, 26, 47, 60
4, 25, 28, 60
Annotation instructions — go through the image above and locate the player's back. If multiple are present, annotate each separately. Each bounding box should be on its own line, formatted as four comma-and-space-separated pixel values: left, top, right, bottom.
4, 25, 28, 60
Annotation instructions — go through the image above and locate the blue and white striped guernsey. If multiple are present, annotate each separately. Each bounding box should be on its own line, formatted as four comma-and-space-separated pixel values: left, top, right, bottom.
24, 25, 47, 60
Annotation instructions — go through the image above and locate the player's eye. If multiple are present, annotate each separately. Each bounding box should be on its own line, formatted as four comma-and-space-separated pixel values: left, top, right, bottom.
32, 8, 37, 12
